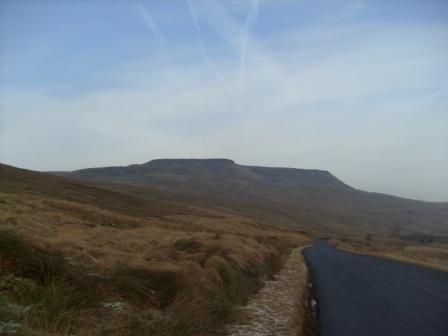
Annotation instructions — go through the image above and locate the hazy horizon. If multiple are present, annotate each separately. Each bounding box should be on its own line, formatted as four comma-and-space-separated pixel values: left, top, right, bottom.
1, 0, 447, 202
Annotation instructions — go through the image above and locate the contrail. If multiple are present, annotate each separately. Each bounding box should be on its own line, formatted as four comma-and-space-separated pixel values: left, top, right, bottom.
199, 41, 232, 92
242, 0, 259, 34
187, 1, 231, 92
186, 0, 201, 31
135, 3, 209, 125
239, 0, 259, 93
136, 4, 185, 93
162, 69, 188, 93
163, 67, 209, 124
137, 3, 169, 55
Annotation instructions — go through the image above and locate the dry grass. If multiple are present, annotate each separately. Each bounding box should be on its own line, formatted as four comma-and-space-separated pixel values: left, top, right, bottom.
0, 165, 311, 335
331, 235, 448, 272
0, 225, 307, 335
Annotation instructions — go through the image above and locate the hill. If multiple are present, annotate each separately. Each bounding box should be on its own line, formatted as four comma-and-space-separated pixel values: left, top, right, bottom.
57, 159, 448, 236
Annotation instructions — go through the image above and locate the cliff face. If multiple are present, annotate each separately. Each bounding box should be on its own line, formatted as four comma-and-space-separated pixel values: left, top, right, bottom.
55, 159, 448, 236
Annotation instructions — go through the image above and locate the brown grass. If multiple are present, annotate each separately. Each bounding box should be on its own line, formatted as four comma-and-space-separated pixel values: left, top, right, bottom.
0, 228, 308, 335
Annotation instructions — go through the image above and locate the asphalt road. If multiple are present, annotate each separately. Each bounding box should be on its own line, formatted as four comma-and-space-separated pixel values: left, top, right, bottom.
302, 241, 448, 336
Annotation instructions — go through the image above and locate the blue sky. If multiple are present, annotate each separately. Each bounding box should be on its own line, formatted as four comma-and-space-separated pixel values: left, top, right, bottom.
1, 0, 447, 201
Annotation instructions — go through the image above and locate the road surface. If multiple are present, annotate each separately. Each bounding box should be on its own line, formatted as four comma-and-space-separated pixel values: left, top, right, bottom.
302, 241, 448, 336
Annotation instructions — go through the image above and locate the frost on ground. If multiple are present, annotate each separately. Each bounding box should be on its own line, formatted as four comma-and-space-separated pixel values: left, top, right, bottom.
227, 247, 308, 336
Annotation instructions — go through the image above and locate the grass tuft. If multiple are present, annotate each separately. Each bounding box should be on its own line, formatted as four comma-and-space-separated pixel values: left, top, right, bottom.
111, 266, 184, 308
0, 230, 105, 334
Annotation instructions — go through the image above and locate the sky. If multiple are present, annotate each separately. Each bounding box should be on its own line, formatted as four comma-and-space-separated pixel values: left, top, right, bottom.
0, 0, 447, 202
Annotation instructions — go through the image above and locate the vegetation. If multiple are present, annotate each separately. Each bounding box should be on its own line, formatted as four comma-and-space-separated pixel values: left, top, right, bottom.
0, 229, 306, 335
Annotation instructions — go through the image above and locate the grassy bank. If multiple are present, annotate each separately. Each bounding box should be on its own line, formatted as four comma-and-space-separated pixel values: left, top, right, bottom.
0, 229, 307, 335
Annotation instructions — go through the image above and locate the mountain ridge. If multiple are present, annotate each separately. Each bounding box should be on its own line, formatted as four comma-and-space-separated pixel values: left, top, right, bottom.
51, 159, 448, 236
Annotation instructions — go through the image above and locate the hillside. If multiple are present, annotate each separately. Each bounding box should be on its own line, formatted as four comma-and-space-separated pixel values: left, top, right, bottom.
57, 159, 448, 236
0, 162, 291, 239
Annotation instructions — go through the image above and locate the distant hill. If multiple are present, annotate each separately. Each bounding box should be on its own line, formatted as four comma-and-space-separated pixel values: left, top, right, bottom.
54, 159, 448, 236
